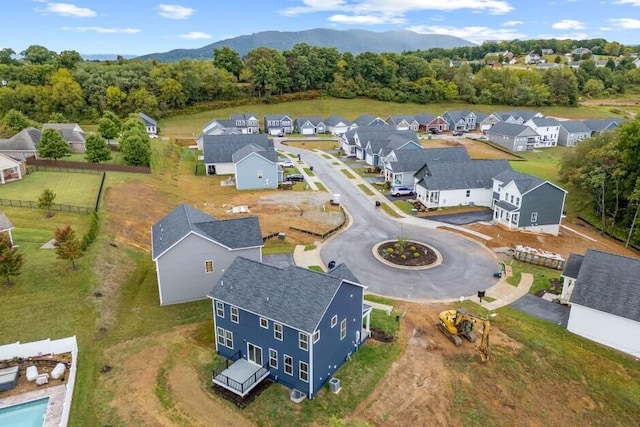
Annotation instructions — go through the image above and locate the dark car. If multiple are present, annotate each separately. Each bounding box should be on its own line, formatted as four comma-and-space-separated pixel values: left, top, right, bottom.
285, 173, 305, 182
452, 131, 464, 136
429, 128, 442, 135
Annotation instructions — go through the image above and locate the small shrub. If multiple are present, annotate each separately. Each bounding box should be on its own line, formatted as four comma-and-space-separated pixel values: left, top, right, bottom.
386, 248, 394, 254
410, 246, 416, 251
414, 252, 420, 258
394, 243, 401, 249
400, 254, 407, 259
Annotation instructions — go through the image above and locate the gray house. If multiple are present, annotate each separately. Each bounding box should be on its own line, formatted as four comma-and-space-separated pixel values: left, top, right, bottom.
414, 160, 512, 209
353, 114, 387, 127
564, 249, 640, 357
230, 113, 260, 134
385, 115, 419, 131
385, 147, 470, 187
558, 121, 591, 146
151, 204, 264, 305
325, 115, 354, 135
264, 114, 293, 136
583, 118, 624, 136
0, 127, 41, 160
294, 116, 326, 135
202, 134, 278, 190
41, 123, 86, 152
442, 110, 477, 131
485, 122, 539, 152
491, 170, 567, 235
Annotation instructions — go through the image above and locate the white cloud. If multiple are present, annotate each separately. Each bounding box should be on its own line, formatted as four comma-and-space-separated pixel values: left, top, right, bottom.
177, 31, 212, 39
158, 4, 195, 19
61, 26, 140, 34
551, 19, 585, 30
407, 24, 524, 43
614, 0, 640, 5
42, 2, 96, 17
329, 13, 405, 24
537, 31, 590, 40
609, 18, 640, 29
503, 20, 523, 26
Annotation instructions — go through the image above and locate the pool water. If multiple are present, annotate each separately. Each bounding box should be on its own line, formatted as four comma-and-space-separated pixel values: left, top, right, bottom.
0, 397, 49, 427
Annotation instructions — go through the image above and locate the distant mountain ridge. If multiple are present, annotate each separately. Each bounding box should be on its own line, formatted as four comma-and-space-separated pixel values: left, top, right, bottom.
136, 28, 475, 61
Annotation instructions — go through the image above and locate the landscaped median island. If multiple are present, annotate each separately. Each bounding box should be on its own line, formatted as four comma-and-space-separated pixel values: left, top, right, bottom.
374, 238, 442, 269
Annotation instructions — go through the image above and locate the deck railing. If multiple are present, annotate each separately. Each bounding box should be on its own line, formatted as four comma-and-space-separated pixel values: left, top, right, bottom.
212, 361, 269, 396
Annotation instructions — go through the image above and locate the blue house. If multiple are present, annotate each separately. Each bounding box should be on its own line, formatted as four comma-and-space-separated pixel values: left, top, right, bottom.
208, 257, 371, 399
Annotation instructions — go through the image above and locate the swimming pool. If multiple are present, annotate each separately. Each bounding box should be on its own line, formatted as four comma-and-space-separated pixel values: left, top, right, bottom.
0, 397, 49, 427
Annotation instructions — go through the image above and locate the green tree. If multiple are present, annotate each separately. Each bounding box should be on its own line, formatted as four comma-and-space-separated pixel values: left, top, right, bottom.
20, 45, 56, 65
97, 111, 122, 140
53, 225, 83, 270
56, 50, 83, 69
2, 109, 35, 134
38, 128, 71, 159
120, 116, 151, 166
0, 232, 25, 286
245, 47, 290, 98
127, 87, 158, 117
48, 68, 85, 119
105, 86, 127, 115
48, 112, 67, 122
0, 48, 16, 65
213, 46, 243, 79
38, 188, 56, 218
85, 133, 112, 163
159, 78, 186, 109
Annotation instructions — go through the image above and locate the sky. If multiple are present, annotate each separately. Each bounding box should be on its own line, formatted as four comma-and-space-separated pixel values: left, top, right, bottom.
1, 0, 640, 56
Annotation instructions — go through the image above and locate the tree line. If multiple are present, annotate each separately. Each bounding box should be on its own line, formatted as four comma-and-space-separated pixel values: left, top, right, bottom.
1, 39, 639, 126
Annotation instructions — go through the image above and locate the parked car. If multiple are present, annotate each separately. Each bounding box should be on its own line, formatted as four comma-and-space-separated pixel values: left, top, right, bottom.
390, 186, 414, 196
149, 133, 158, 139
285, 173, 305, 182
279, 158, 295, 168
429, 128, 442, 135
452, 131, 464, 136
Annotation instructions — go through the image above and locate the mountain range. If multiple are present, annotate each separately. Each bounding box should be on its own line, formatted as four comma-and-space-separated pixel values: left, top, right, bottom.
136, 28, 475, 61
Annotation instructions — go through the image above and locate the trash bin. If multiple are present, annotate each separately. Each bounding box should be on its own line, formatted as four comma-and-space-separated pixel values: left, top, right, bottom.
328, 260, 336, 270
309, 165, 314, 171
411, 208, 418, 215
428, 135, 432, 140
278, 232, 286, 241
375, 201, 381, 207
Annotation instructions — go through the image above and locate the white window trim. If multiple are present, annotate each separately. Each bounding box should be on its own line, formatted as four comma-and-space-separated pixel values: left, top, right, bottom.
340, 319, 347, 340
299, 361, 309, 383
204, 260, 214, 273
225, 330, 233, 348
217, 327, 225, 346
313, 330, 320, 343
299, 332, 308, 351
274, 323, 283, 341
269, 348, 278, 369
284, 354, 293, 376
230, 306, 239, 324
531, 212, 538, 222
331, 315, 337, 328
260, 317, 269, 329
216, 301, 224, 318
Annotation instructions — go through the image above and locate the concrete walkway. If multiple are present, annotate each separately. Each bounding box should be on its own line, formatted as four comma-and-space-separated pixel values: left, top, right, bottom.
293, 244, 325, 270
480, 272, 533, 310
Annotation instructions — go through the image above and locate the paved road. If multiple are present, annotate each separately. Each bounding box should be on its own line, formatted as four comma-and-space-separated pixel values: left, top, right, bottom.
424, 209, 494, 226
509, 294, 570, 326
277, 140, 500, 300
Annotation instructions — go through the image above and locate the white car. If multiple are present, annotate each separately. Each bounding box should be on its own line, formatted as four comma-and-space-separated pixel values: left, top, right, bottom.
149, 133, 158, 139
279, 158, 295, 168
390, 186, 414, 196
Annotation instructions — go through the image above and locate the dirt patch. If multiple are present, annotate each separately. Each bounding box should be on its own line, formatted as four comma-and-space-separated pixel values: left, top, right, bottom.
422, 137, 519, 160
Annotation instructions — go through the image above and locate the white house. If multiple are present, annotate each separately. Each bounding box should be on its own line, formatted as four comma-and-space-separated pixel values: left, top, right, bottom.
565, 249, 640, 358
526, 117, 560, 148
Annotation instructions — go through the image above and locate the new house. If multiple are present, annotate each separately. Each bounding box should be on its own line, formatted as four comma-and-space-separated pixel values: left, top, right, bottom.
0, 127, 41, 160
414, 160, 512, 209
353, 114, 387, 127
564, 249, 640, 358
385, 115, 419, 131
325, 115, 354, 136
442, 111, 477, 131
415, 113, 448, 133
492, 170, 567, 235
583, 118, 624, 136
485, 122, 539, 152
197, 119, 240, 150
385, 147, 470, 187
230, 113, 260, 134
202, 134, 278, 190
42, 123, 86, 152
526, 117, 560, 147
346, 126, 419, 165
138, 112, 158, 136
151, 204, 264, 306
264, 114, 293, 136
558, 121, 591, 147
294, 116, 326, 135
209, 257, 371, 399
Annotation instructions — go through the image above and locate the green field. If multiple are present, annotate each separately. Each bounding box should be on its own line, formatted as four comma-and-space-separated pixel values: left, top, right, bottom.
0, 171, 102, 206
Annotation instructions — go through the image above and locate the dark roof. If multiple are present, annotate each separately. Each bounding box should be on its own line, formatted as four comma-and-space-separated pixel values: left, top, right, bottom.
138, 112, 157, 126
328, 263, 361, 284
570, 249, 640, 322
231, 143, 278, 163
492, 169, 546, 194
353, 114, 383, 126
203, 134, 273, 164
209, 257, 363, 333
562, 253, 585, 279
230, 113, 258, 121
151, 204, 263, 259
387, 115, 416, 125
510, 110, 540, 122
416, 160, 512, 190
325, 114, 352, 126
559, 120, 591, 133
414, 113, 440, 125
264, 114, 290, 121
0, 128, 41, 151
583, 118, 619, 132
486, 122, 538, 138
444, 110, 473, 122
493, 199, 518, 212
295, 116, 324, 126
42, 123, 85, 144
475, 112, 489, 122
388, 147, 470, 172
530, 117, 559, 127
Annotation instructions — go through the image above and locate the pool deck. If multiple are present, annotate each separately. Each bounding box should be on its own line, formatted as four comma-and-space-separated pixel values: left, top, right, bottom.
0, 384, 66, 426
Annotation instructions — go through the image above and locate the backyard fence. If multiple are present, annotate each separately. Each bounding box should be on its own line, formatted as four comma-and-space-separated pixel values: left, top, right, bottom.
27, 158, 151, 174
289, 207, 347, 240
0, 198, 92, 215
95, 172, 107, 212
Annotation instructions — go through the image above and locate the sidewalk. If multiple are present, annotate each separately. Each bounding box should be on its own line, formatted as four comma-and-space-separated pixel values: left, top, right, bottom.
292, 244, 325, 270
479, 272, 533, 310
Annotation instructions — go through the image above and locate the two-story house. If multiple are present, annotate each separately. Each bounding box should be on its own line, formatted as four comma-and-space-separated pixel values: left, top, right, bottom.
385, 147, 470, 187
485, 122, 539, 152
263, 114, 293, 136
491, 170, 567, 235
151, 204, 264, 305
230, 113, 260, 134
209, 257, 371, 399
526, 117, 560, 147
325, 115, 354, 136
524, 51, 542, 64
558, 120, 591, 146
442, 111, 477, 131
294, 116, 326, 135
385, 115, 419, 131
415, 113, 449, 133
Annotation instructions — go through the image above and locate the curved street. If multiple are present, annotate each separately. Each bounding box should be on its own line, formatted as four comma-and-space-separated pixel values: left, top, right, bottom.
276, 139, 501, 301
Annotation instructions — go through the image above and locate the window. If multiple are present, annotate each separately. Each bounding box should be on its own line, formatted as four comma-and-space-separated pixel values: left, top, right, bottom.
204, 260, 214, 273
274, 323, 283, 341
269, 349, 278, 369
340, 319, 347, 340
284, 355, 293, 375
510, 195, 514, 204
299, 361, 309, 383
216, 301, 224, 318
258, 170, 263, 179
230, 306, 239, 324
531, 212, 538, 222
313, 330, 320, 343
466, 190, 471, 197
516, 197, 520, 206
260, 317, 268, 329
216, 327, 225, 346
331, 315, 337, 328
299, 332, 308, 351
225, 330, 233, 348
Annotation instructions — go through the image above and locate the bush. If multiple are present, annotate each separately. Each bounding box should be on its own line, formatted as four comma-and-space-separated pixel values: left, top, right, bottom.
414, 252, 420, 258
410, 246, 416, 251
82, 212, 99, 250
400, 254, 407, 260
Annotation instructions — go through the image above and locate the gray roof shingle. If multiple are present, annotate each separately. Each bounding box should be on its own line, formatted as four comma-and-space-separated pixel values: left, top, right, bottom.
562, 253, 584, 279
203, 134, 273, 164
416, 160, 512, 190
570, 249, 640, 322
295, 116, 324, 126
0, 212, 14, 231
151, 204, 263, 259
559, 120, 591, 133
492, 170, 546, 194
42, 123, 85, 144
138, 112, 157, 126
0, 128, 41, 151
325, 115, 352, 127
231, 143, 277, 163
388, 147, 470, 172
530, 117, 559, 127
209, 257, 362, 333
486, 122, 538, 138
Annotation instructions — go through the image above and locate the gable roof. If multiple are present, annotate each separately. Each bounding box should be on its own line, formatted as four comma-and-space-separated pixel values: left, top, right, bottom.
264, 114, 291, 121
353, 114, 385, 127
583, 118, 622, 132
231, 143, 278, 163
444, 110, 474, 122
0, 128, 41, 151
562, 253, 584, 279
510, 110, 540, 122
209, 257, 363, 333
151, 204, 263, 260
570, 249, 640, 322
486, 122, 538, 138
388, 147, 470, 172
0, 153, 20, 169
414, 113, 442, 125
416, 160, 512, 190
42, 123, 85, 144
493, 169, 553, 194
203, 134, 273, 164
325, 114, 352, 127
559, 120, 591, 133
0, 212, 14, 231
387, 115, 417, 125
295, 116, 324, 126
530, 117, 559, 127
138, 112, 157, 127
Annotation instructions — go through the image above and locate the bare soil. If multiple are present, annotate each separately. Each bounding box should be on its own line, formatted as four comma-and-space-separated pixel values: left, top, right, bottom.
422, 136, 520, 160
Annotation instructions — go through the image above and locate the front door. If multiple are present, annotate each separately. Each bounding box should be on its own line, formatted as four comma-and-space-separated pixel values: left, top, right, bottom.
247, 343, 263, 366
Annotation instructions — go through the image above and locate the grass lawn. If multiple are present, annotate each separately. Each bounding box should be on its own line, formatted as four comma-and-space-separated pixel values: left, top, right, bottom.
340, 169, 355, 179
357, 184, 374, 196
66, 150, 126, 166
505, 259, 563, 294
282, 140, 339, 151
394, 200, 415, 215
315, 182, 327, 192
511, 147, 565, 184
379, 203, 401, 218
263, 238, 296, 254
0, 171, 102, 207
303, 167, 314, 176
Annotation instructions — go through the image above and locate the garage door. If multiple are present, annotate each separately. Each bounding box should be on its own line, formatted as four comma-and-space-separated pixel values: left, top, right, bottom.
302, 128, 314, 135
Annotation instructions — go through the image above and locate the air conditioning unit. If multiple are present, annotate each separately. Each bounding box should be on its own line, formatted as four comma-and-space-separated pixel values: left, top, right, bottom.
329, 377, 342, 394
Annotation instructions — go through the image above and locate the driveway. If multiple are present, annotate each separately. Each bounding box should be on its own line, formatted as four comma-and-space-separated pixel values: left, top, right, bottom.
275, 140, 500, 300
423, 209, 494, 225
509, 294, 570, 326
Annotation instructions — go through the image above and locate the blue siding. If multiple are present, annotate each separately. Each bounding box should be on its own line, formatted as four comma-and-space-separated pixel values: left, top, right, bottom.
235, 153, 278, 190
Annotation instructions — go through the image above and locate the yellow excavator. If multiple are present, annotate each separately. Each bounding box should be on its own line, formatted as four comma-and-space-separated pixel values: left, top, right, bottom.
436, 308, 490, 362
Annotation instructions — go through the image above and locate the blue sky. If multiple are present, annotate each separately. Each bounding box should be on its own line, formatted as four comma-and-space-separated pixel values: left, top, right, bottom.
2, 0, 640, 56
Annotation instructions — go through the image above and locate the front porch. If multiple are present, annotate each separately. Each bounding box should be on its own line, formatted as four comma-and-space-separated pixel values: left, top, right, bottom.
212, 357, 270, 398
493, 200, 519, 230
